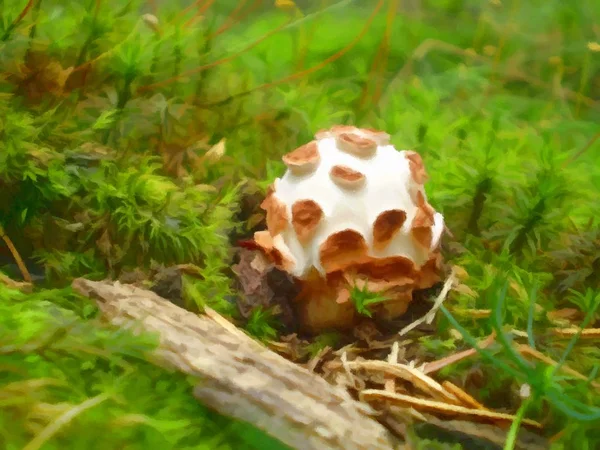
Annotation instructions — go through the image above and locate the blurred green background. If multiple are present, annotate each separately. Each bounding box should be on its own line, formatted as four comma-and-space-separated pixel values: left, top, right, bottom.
1, 0, 599, 449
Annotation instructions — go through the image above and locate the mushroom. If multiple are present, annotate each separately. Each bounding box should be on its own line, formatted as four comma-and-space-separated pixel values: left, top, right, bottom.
252, 125, 445, 333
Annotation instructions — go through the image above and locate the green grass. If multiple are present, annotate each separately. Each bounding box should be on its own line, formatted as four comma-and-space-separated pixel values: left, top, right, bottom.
1, 0, 599, 448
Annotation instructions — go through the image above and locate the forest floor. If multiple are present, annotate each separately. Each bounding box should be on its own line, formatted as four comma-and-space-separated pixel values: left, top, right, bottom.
1, 1, 599, 449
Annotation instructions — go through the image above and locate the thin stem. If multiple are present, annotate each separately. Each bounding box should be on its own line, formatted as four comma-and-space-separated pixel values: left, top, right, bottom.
467, 176, 492, 235
102, 73, 134, 144
170, 30, 182, 97
503, 397, 532, 450
207, 0, 251, 39
358, 0, 397, 110
23, 394, 110, 450
491, 280, 534, 374
194, 19, 215, 101
509, 197, 545, 255
295, 0, 329, 76
526, 283, 538, 350
439, 303, 522, 379
563, 132, 599, 168
0, 226, 32, 283
75, 1, 102, 66
1, 0, 36, 41
25, 0, 43, 57
71, 17, 142, 74
552, 295, 600, 377
575, 50, 591, 118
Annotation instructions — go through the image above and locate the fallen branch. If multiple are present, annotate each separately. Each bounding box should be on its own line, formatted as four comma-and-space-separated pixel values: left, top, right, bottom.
71, 278, 400, 450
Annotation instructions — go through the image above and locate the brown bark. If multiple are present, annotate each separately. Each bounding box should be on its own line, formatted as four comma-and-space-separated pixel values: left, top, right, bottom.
71, 278, 399, 450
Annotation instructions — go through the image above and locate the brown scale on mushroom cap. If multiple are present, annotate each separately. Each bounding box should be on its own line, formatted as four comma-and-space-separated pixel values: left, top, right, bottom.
405, 151, 428, 184
352, 255, 418, 285
414, 252, 443, 289
413, 191, 436, 219
411, 192, 436, 248
315, 125, 391, 147
282, 140, 320, 175
339, 256, 421, 321
358, 127, 391, 146
260, 187, 289, 236
253, 230, 295, 272
314, 125, 356, 140
330, 125, 358, 134
372, 209, 407, 250
412, 206, 435, 228
319, 229, 370, 273
336, 132, 377, 158
342, 272, 412, 295
329, 165, 366, 190
412, 227, 433, 250
291, 199, 324, 244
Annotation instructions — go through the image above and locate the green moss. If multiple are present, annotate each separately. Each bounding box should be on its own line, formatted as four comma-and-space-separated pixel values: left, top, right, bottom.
0, 284, 289, 449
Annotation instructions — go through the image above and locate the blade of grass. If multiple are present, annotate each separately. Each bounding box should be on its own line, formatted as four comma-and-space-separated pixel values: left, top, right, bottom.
552, 293, 600, 377
503, 397, 533, 450
526, 281, 538, 350
1, 0, 35, 42
438, 303, 522, 379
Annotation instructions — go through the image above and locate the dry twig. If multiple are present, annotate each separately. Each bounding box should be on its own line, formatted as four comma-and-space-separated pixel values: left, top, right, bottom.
360, 389, 542, 430
399, 269, 458, 336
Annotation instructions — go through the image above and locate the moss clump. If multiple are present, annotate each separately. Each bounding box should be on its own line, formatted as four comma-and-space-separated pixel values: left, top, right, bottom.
0, 284, 289, 449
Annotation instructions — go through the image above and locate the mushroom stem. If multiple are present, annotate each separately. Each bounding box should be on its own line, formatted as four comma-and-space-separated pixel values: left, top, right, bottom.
291, 269, 421, 333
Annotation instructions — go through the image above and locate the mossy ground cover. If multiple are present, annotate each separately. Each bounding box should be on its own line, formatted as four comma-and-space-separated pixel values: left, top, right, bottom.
0, 0, 599, 448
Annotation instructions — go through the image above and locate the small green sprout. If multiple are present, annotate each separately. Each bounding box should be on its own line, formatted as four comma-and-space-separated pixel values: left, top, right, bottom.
244, 306, 281, 343
349, 282, 389, 317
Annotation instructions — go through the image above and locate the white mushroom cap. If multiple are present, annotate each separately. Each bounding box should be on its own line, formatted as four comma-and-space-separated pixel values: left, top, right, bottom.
255, 125, 445, 286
